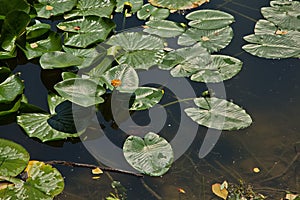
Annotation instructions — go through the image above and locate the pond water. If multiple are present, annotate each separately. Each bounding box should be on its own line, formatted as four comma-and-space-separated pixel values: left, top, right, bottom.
0, 0, 299, 199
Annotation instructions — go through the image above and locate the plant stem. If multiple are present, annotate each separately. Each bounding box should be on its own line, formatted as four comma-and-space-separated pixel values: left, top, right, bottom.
161, 97, 195, 108
44, 160, 143, 177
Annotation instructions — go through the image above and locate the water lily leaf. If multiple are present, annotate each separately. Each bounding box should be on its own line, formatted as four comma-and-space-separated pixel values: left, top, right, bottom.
40, 51, 83, 69
178, 26, 233, 52
100, 64, 139, 93
0, 0, 30, 18
143, 20, 185, 38
185, 97, 252, 130
47, 93, 66, 115
190, 55, 243, 83
261, 0, 300, 31
0, 74, 24, 103
0, 161, 64, 199
54, 78, 105, 107
64, 0, 116, 19
186, 9, 234, 30
0, 138, 30, 177
242, 33, 300, 58
130, 87, 164, 110
20, 32, 62, 60
254, 19, 277, 35
149, 0, 208, 10
137, 3, 169, 20
0, 49, 16, 59
115, 0, 143, 13
123, 132, 174, 176
57, 17, 115, 48
34, 0, 77, 19
26, 22, 51, 40
0, 11, 31, 52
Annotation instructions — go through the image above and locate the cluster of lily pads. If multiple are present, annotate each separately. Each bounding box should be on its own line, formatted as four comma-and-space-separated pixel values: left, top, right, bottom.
0, 0, 254, 198
243, 0, 300, 58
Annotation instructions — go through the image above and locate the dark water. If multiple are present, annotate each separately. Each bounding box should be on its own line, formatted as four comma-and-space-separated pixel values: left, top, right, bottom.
0, 0, 299, 199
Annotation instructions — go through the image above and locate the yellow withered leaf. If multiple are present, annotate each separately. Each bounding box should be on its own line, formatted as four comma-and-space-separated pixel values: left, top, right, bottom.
92, 167, 103, 175
212, 183, 229, 200
46, 5, 54, 11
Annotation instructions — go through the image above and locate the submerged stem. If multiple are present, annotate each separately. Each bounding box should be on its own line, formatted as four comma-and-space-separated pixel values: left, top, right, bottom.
161, 97, 195, 107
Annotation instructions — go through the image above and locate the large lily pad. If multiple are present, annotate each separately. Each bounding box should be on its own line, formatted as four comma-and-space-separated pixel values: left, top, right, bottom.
186, 9, 234, 30
99, 64, 139, 93
0, 74, 24, 103
130, 87, 164, 110
54, 78, 106, 107
0, 161, 64, 199
143, 20, 185, 38
149, 0, 208, 10
34, 0, 77, 19
178, 26, 233, 52
184, 97, 252, 130
57, 16, 115, 48
0, 0, 30, 18
40, 51, 83, 69
0, 138, 30, 177
137, 3, 169, 20
123, 132, 174, 176
64, 0, 116, 19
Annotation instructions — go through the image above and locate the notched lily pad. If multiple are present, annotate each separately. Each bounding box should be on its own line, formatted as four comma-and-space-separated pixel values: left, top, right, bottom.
0, 74, 24, 103
149, 0, 208, 10
137, 3, 169, 20
130, 87, 164, 110
123, 132, 174, 176
34, 0, 77, 18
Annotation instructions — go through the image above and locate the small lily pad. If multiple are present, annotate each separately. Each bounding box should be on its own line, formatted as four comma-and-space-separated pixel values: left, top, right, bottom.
137, 3, 169, 20
130, 87, 164, 110
0, 74, 24, 103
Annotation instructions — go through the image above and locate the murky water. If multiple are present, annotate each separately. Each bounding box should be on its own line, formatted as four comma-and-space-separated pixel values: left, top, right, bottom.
0, 0, 299, 199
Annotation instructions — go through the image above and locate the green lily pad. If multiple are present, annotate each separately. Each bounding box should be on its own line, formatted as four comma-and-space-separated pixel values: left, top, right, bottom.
184, 97, 252, 130
254, 20, 277, 35
0, 0, 30, 18
47, 92, 66, 115
0, 11, 31, 52
123, 132, 174, 176
0, 74, 24, 103
34, 0, 77, 19
137, 3, 169, 20
0, 138, 30, 177
149, 0, 208, 10
100, 64, 139, 93
0, 160, 64, 199
178, 26, 233, 52
115, 0, 143, 13
54, 78, 106, 107
106, 32, 165, 69
26, 22, 51, 40
64, 0, 116, 19
130, 87, 164, 110
40, 51, 83, 69
0, 49, 16, 59
186, 9, 235, 30
143, 20, 185, 38
57, 16, 115, 48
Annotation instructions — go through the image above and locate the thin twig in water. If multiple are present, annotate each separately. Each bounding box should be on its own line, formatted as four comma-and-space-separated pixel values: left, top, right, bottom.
44, 160, 143, 177
140, 179, 162, 200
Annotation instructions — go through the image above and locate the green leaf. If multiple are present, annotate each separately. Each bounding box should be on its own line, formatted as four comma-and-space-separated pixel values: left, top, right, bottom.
34, 0, 77, 19
137, 3, 169, 20
0, 97, 22, 119
149, 0, 208, 10
0, 74, 24, 103
0, 49, 16, 59
54, 78, 106, 107
64, 0, 116, 19
47, 93, 66, 115
143, 20, 185, 38
26, 22, 51, 40
190, 55, 243, 83
130, 87, 164, 110
186, 9, 235, 30
100, 64, 139, 93
115, 0, 143, 13
40, 51, 83, 69
57, 17, 115, 48
0, 138, 29, 177
178, 26, 233, 52
0, 0, 30, 18
123, 132, 174, 176
242, 33, 300, 58
0, 11, 31, 52
184, 97, 252, 130
254, 20, 277, 35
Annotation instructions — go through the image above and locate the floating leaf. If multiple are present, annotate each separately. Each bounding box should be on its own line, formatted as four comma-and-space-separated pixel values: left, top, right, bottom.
0, 0, 30, 18
64, 0, 116, 19
178, 26, 233, 52
143, 20, 185, 38
123, 132, 174, 176
185, 97, 252, 130
186, 9, 234, 30
149, 0, 208, 10
254, 19, 277, 35
54, 78, 105, 107
212, 183, 228, 200
130, 87, 164, 110
34, 0, 77, 18
57, 16, 115, 48
0, 138, 30, 177
100, 64, 139, 93
115, 0, 143, 13
0, 74, 24, 103
137, 3, 169, 20
40, 51, 83, 69
26, 22, 51, 40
